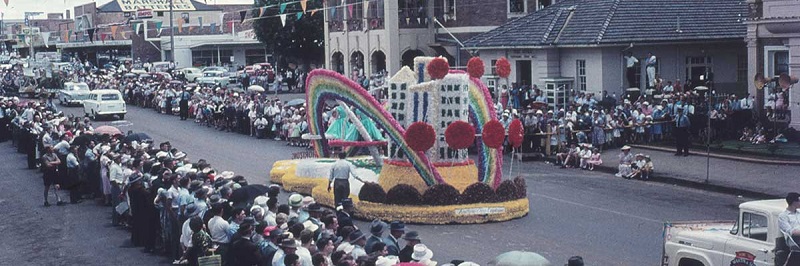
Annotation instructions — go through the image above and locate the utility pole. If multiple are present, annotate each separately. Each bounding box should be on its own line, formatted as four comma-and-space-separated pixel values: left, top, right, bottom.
169, 0, 175, 62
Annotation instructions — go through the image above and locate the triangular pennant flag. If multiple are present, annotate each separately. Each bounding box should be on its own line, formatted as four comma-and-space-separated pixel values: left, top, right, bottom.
296, 12, 302, 20
198, 17, 203, 28
280, 3, 288, 14
110, 25, 119, 37
260, 7, 266, 17
210, 23, 217, 33
120, 31, 126, 39
331, 7, 336, 17
301, 0, 308, 12
133, 23, 141, 35
311, 9, 318, 16
177, 18, 184, 31
364, 2, 369, 17
348, 4, 353, 17
155, 21, 163, 35
279, 14, 287, 27
253, 8, 261, 18
40, 32, 51, 48
62, 31, 69, 43
417, 17, 420, 24
100, 33, 106, 43
219, 13, 225, 31
239, 10, 247, 23
88, 28, 96, 42
406, 17, 410, 25
3, 0, 7, 7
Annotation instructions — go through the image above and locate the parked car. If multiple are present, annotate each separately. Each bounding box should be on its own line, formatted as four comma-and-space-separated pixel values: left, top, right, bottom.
180, 67, 203, 82
197, 70, 230, 87
83, 89, 126, 120
150, 61, 172, 73
252, 63, 275, 82
202, 66, 228, 73
662, 199, 787, 266
58, 82, 92, 106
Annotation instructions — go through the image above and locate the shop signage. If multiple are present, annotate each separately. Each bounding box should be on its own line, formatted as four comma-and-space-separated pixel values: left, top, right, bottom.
136, 9, 154, 19
454, 207, 506, 216
116, 0, 196, 12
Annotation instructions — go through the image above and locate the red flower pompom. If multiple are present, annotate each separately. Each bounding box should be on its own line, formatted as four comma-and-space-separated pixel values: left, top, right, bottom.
427, 57, 450, 80
466, 57, 485, 79
495, 57, 511, 78
508, 119, 524, 148
405, 122, 436, 152
445, 121, 475, 149
482, 120, 505, 149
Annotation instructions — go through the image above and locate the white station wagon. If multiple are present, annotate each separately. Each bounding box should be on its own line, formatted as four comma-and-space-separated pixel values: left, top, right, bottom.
83, 89, 126, 120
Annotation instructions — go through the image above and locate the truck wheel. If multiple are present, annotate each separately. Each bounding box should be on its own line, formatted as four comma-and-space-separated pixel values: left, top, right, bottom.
118, 114, 125, 120
91, 111, 97, 121
678, 258, 704, 266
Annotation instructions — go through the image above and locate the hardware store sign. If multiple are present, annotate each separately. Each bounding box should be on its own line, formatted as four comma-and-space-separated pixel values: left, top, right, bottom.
117, 0, 196, 12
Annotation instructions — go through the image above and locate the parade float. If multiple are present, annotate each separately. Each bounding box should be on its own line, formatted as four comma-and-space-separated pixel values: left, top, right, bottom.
269, 56, 529, 224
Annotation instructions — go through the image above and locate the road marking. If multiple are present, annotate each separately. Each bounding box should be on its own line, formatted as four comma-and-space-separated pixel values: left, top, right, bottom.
532, 193, 663, 224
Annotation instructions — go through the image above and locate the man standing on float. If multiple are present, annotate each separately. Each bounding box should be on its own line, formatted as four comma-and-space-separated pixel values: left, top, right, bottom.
328, 153, 364, 206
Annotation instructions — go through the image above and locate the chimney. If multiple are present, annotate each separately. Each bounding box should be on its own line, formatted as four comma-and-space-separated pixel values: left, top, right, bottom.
66, 10, 71, 19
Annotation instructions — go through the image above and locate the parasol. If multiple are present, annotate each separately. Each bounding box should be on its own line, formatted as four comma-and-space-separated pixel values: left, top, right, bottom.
125, 132, 152, 143
286, 99, 306, 106
247, 85, 265, 92
488, 251, 551, 266
94, 125, 123, 136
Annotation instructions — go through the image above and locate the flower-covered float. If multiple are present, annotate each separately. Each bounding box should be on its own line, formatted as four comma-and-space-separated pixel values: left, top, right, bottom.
270, 56, 529, 224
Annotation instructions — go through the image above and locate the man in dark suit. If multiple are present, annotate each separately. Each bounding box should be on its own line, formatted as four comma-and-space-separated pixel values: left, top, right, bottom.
365, 219, 386, 254
674, 106, 691, 156
228, 218, 262, 266
336, 198, 356, 236
383, 221, 405, 256
398, 231, 421, 263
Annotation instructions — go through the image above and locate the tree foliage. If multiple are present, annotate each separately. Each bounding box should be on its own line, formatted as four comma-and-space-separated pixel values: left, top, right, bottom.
252, 0, 325, 66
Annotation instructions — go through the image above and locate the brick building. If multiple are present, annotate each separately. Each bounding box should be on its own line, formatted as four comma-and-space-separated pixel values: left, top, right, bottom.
323, 0, 558, 78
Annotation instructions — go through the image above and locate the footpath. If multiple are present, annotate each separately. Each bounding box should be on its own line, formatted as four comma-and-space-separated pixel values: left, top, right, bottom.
589, 145, 800, 199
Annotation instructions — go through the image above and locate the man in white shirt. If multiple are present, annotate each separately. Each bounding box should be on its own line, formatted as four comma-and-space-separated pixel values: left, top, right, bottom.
328, 153, 364, 206
208, 205, 231, 264
625, 52, 639, 87
779, 192, 800, 264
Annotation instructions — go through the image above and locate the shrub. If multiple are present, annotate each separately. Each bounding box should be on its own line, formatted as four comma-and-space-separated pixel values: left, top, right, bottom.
422, 184, 460, 206
461, 182, 497, 204
385, 184, 423, 205
358, 182, 386, 203
513, 176, 527, 199
494, 180, 518, 202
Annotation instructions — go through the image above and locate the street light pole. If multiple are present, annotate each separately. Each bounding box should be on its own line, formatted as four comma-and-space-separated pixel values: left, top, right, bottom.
169, 0, 175, 62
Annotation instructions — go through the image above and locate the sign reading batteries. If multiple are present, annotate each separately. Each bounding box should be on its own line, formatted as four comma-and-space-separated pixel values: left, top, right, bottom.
116, 0, 196, 12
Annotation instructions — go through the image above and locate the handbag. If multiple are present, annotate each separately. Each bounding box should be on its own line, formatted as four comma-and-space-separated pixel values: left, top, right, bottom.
197, 250, 221, 266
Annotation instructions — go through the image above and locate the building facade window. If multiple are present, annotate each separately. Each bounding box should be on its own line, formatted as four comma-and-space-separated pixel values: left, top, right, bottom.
191, 49, 233, 67
245, 49, 268, 65
576, 60, 586, 91
774, 51, 789, 76
737, 54, 748, 82
490, 59, 497, 75
509, 0, 526, 14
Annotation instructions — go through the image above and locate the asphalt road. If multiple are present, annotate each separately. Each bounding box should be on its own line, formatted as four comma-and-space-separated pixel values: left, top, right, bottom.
0, 102, 754, 266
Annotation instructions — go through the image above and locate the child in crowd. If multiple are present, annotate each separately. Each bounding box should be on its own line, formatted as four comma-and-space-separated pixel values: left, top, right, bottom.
579, 144, 593, 170
627, 153, 646, 179
555, 142, 572, 167
739, 127, 754, 142
585, 148, 603, 171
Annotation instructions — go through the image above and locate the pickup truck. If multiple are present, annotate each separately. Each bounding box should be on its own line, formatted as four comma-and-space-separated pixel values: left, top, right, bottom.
662, 199, 795, 266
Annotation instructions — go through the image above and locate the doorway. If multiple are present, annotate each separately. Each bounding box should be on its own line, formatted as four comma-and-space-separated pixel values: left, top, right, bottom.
516, 60, 531, 86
